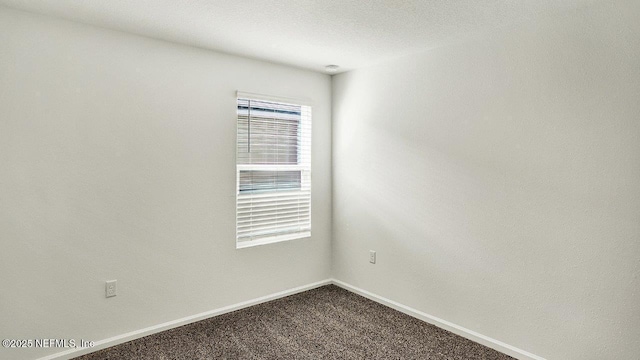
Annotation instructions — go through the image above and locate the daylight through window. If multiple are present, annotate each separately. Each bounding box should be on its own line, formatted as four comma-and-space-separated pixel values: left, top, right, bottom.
236, 93, 311, 247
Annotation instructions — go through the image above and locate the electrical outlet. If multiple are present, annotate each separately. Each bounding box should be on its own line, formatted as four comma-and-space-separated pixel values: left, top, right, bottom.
369, 250, 376, 264
105, 280, 117, 298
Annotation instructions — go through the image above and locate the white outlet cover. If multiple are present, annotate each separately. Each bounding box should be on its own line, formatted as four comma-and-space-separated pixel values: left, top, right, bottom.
106, 280, 117, 298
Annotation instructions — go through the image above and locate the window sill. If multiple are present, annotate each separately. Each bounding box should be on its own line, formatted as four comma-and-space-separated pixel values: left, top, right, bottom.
236, 231, 311, 249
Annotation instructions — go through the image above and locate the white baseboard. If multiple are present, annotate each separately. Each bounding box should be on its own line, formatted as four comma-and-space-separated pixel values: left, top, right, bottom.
39, 278, 544, 360
38, 279, 332, 360
331, 279, 545, 360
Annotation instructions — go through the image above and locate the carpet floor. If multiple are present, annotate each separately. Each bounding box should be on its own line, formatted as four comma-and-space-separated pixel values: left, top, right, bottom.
74, 285, 514, 359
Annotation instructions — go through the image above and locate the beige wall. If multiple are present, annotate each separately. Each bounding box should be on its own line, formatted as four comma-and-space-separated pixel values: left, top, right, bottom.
332, 1, 640, 359
0, 7, 332, 359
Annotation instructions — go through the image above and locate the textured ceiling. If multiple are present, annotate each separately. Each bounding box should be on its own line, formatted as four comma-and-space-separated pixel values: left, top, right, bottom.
0, 0, 596, 73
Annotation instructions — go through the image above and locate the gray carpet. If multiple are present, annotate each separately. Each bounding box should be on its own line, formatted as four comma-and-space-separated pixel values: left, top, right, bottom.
74, 285, 514, 359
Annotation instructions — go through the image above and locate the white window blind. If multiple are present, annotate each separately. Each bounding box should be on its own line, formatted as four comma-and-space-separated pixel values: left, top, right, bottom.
236, 93, 311, 248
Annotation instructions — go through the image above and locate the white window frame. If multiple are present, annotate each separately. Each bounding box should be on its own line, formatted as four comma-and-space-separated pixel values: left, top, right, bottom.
235, 91, 312, 249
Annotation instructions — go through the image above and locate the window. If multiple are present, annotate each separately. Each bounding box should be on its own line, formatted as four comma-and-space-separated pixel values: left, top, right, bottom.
236, 92, 311, 248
